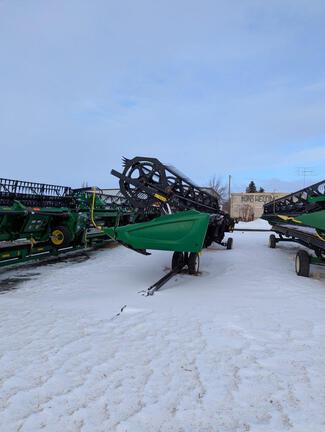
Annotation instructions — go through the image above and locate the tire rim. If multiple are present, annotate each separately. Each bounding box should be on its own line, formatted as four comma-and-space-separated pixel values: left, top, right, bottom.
195, 255, 200, 272
295, 255, 300, 273
51, 229, 64, 246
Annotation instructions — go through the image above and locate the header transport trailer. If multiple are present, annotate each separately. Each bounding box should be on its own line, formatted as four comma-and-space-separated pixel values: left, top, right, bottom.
0, 178, 131, 267
262, 179, 325, 277
104, 157, 235, 294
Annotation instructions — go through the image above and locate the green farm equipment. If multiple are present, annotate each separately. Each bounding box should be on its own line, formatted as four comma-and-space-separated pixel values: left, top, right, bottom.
105, 210, 210, 254
262, 179, 325, 277
106, 157, 235, 294
0, 178, 131, 267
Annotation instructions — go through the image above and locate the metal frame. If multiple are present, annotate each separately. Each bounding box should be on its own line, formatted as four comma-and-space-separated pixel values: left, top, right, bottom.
111, 156, 221, 213
270, 225, 325, 277
264, 179, 325, 216
271, 225, 325, 258
0, 178, 73, 208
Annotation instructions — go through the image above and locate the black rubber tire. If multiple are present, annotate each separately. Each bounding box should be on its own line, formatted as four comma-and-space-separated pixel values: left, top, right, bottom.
269, 234, 277, 249
188, 252, 200, 275
50, 225, 73, 248
226, 237, 233, 250
171, 252, 184, 270
295, 250, 310, 277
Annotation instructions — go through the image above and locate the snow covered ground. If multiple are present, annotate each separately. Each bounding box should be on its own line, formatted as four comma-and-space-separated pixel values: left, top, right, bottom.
1, 221, 325, 432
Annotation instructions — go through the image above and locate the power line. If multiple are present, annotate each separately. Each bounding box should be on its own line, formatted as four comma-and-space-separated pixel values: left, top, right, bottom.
297, 167, 315, 187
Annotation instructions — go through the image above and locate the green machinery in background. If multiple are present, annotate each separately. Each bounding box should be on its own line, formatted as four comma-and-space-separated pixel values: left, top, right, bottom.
262, 179, 325, 277
0, 178, 131, 267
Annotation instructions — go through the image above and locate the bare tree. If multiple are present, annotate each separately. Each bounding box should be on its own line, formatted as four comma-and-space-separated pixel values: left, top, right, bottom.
240, 204, 254, 221
208, 175, 227, 203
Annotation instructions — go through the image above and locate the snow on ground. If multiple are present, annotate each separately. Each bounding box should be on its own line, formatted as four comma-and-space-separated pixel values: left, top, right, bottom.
235, 218, 270, 230
0, 222, 325, 432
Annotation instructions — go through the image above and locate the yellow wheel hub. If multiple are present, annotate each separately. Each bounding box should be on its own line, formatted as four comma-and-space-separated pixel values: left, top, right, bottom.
51, 229, 65, 246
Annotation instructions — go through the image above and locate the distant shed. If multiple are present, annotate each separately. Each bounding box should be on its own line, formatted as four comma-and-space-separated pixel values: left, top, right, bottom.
230, 192, 288, 221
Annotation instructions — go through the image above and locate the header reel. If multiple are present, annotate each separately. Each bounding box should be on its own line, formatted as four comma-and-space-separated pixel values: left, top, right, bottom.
111, 156, 221, 214
263, 179, 325, 216
0, 177, 73, 208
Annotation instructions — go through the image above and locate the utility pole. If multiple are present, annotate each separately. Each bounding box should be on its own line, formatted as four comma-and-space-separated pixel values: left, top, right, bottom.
228, 174, 232, 215
297, 167, 314, 188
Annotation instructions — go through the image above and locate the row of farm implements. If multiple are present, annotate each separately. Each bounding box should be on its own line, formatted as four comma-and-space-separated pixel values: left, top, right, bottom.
104, 157, 235, 294
0, 157, 234, 280
262, 179, 325, 277
3, 158, 323, 286
0, 178, 132, 267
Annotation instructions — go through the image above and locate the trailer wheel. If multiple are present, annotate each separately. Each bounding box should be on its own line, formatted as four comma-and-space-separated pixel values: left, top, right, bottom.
226, 237, 233, 250
269, 234, 277, 249
188, 252, 200, 275
171, 252, 184, 270
50, 226, 72, 248
295, 250, 310, 277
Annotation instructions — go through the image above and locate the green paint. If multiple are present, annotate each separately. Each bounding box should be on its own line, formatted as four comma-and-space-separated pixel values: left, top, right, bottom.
104, 210, 209, 253
296, 210, 325, 231
308, 196, 325, 203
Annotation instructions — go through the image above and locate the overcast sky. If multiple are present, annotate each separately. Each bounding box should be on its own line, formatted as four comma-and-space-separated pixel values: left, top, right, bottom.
0, 0, 324, 191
